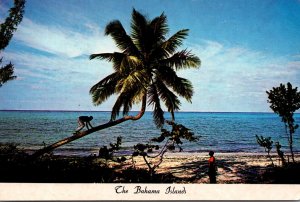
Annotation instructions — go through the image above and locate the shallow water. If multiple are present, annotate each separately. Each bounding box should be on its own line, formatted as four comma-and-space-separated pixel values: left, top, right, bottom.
0, 111, 299, 156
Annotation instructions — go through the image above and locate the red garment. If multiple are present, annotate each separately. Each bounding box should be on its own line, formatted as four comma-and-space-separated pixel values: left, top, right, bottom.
208, 156, 215, 164
208, 156, 217, 183
208, 156, 216, 174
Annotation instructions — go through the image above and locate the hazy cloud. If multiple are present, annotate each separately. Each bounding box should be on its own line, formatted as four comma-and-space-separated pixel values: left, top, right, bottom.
4, 39, 300, 112
2, 13, 300, 112
179, 40, 300, 112
13, 18, 118, 58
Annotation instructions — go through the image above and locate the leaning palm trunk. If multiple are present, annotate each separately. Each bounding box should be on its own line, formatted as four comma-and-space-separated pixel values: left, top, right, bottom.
31, 95, 146, 159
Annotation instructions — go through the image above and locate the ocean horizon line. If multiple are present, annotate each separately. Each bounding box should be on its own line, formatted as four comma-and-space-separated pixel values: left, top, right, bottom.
0, 109, 277, 114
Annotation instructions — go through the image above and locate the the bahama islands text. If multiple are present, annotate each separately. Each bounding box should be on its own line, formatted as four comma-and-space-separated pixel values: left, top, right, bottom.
115, 186, 186, 194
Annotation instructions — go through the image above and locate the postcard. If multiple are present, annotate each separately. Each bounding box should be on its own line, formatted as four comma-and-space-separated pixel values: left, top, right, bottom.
0, 0, 300, 200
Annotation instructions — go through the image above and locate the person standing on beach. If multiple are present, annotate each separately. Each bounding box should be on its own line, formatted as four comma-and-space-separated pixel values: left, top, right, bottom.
208, 151, 217, 183
74, 116, 93, 134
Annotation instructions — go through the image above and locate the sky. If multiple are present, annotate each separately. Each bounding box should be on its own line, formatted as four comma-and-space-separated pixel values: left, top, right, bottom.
0, 0, 300, 112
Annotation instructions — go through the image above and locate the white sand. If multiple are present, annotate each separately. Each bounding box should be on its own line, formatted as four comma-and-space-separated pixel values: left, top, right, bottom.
116, 152, 300, 183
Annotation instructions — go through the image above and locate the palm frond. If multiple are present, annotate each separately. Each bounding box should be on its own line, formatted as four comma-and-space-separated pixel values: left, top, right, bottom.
90, 52, 125, 72
161, 29, 189, 55
111, 94, 125, 120
156, 67, 193, 102
111, 91, 137, 120
90, 84, 116, 106
105, 20, 139, 55
170, 77, 193, 102
149, 12, 168, 44
111, 87, 146, 120
148, 84, 165, 128
89, 73, 120, 105
119, 55, 142, 74
111, 69, 149, 120
131, 9, 149, 53
155, 80, 181, 120
119, 69, 148, 93
161, 49, 201, 70
149, 29, 189, 62
89, 52, 121, 60
90, 72, 119, 92
122, 87, 146, 116
122, 92, 134, 116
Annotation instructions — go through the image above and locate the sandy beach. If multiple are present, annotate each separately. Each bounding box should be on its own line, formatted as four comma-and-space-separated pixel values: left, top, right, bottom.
1, 140, 300, 184
118, 152, 300, 183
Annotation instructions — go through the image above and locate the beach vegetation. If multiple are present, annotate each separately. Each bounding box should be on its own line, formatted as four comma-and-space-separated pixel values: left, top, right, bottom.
255, 135, 274, 166
98, 136, 126, 163
92, 121, 199, 180
131, 121, 199, 177
94, 121, 199, 179
0, 0, 26, 87
32, 9, 200, 158
0, 142, 181, 183
266, 82, 300, 163
2, 142, 300, 183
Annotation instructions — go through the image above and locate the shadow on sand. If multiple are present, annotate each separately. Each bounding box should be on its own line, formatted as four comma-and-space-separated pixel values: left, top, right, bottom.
1, 144, 300, 183
166, 157, 300, 184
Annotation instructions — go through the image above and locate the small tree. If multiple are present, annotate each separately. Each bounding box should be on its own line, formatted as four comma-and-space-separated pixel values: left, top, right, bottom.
256, 135, 274, 166
131, 121, 199, 176
0, 0, 26, 87
266, 82, 300, 163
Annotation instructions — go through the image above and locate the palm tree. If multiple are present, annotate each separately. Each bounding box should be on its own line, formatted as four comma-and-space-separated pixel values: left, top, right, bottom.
31, 9, 200, 158
90, 9, 200, 127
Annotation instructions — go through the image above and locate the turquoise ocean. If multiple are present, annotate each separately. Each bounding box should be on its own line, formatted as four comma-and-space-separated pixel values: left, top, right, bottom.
0, 110, 299, 156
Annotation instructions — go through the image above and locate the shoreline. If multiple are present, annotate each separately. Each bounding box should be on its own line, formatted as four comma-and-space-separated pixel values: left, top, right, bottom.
23, 147, 300, 158
2, 143, 300, 183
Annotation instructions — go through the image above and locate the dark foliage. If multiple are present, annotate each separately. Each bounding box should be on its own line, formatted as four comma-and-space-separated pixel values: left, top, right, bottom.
98, 136, 126, 163
266, 82, 300, 162
0, 0, 26, 50
0, 143, 109, 182
0, 61, 16, 87
255, 135, 274, 166
0, 143, 180, 183
0, 0, 26, 87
